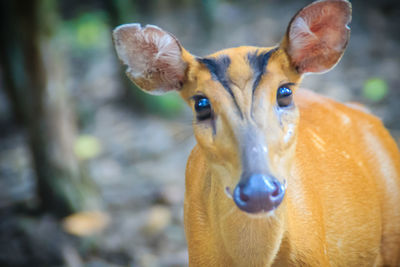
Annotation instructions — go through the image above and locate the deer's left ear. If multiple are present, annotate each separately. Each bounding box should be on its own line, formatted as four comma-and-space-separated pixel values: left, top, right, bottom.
281, 0, 352, 74
113, 24, 188, 95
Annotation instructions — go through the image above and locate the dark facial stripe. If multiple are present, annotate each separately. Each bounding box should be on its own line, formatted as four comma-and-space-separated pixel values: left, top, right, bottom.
198, 56, 231, 93
247, 47, 278, 94
198, 56, 243, 118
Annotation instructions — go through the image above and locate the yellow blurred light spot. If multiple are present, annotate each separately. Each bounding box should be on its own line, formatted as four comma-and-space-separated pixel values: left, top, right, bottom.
76, 20, 102, 47
62, 211, 110, 237
74, 135, 102, 160
142, 205, 172, 235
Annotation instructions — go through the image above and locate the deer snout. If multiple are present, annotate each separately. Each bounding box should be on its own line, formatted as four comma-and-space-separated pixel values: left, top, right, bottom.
233, 174, 285, 213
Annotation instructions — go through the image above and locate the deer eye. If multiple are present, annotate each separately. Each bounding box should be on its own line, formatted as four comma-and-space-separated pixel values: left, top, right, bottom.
194, 96, 212, 121
277, 85, 293, 107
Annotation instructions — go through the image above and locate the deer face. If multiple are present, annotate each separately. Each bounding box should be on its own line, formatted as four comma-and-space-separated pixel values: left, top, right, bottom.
183, 47, 300, 213
113, 0, 351, 214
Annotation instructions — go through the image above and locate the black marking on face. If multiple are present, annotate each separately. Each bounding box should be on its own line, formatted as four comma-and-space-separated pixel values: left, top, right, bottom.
247, 47, 278, 94
198, 56, 231, 93
198, 56, 243, 119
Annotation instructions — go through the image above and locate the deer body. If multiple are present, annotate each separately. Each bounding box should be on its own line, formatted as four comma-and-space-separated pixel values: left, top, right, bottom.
113, 0, 400, 265
185, 89, 400, 266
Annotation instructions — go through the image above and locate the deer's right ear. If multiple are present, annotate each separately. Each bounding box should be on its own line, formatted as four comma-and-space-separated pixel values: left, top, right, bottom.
281, 0, 352, 75
113, 24, 188, 95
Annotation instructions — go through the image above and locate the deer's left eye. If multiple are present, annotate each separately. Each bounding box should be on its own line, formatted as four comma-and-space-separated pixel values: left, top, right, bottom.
277, 86, 293, 107
194, 96, 212, 121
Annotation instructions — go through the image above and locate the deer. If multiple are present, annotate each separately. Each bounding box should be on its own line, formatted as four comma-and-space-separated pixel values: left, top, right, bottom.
112, 0, 400, 265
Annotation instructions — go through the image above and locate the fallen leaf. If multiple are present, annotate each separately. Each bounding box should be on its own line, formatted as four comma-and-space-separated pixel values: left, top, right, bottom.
62, 211, 110, 236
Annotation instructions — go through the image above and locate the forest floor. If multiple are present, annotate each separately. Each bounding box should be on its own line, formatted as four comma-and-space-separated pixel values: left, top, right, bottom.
1, 0, 399, 266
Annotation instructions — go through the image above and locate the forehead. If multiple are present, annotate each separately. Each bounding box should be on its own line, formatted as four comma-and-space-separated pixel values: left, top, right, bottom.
197, 46, 278, 91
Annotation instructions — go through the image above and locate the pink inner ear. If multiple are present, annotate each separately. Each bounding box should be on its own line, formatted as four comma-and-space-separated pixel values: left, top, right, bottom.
288, 0, 351, 74
113, 24, 187, 94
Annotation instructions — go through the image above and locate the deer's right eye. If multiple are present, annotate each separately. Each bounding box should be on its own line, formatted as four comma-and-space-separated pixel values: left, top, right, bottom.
194, 96, 212, 121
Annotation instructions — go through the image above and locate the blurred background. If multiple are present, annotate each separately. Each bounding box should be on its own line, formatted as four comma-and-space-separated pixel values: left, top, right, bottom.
0, 0, 399, 266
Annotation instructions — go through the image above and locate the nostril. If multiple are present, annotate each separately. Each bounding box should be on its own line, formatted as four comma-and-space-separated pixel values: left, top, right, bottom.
271, 187, 280, 197
239, 190, 250, 202
270, 180, 281, 197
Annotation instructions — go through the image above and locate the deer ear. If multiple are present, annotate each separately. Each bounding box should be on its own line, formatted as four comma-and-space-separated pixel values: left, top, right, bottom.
113, 24, 188, 95
282, 0, 352, 74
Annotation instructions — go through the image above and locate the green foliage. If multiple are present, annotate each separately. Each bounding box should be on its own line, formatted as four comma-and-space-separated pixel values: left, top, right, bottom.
112, 0, 138, 23
76, 16, 105, 48
153, 93, 184, 115
60, 11, 109, 52
363, 78, 388, 102
130, 88, 184, 117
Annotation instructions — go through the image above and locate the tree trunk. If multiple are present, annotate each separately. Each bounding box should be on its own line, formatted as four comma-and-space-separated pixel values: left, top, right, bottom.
0, 0, 101, 217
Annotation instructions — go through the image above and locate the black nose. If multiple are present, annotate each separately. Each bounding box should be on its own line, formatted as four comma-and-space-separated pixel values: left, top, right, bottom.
233, 174, 285, 213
